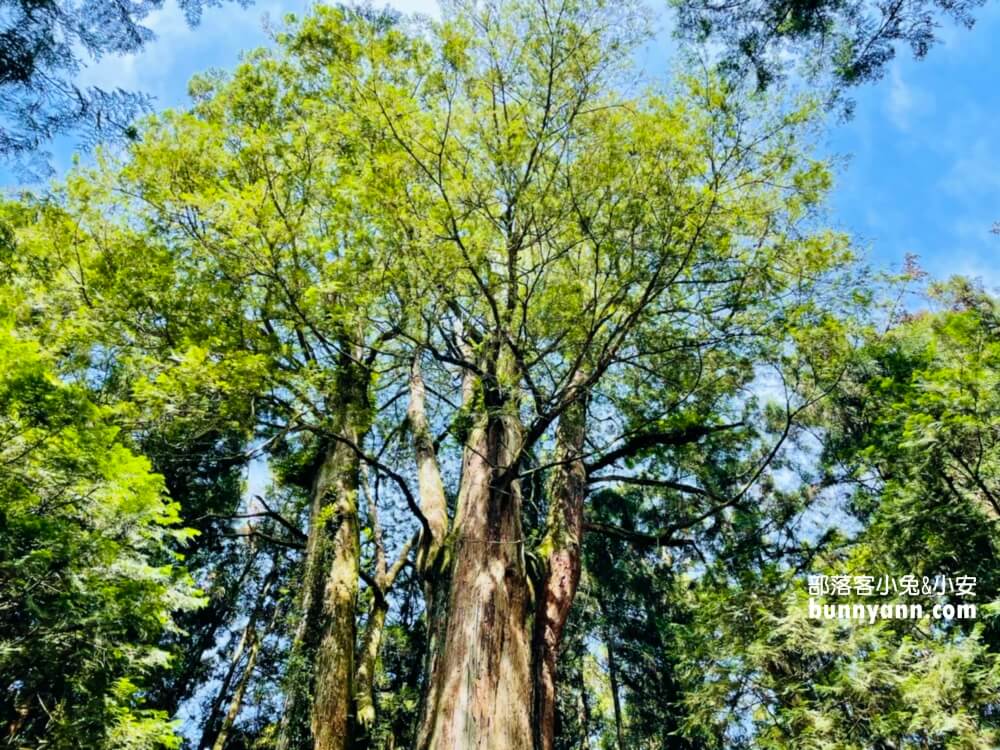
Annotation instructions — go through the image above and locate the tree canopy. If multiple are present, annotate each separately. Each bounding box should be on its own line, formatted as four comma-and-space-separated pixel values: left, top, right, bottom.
673, 0, 988, 91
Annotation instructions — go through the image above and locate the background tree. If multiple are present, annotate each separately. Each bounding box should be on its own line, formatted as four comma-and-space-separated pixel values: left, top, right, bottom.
0, 314, 202, 748
676, 280, 1000, 748
0, 0, 250, 171
2, 9, 425, 746
672, 0, 989, 92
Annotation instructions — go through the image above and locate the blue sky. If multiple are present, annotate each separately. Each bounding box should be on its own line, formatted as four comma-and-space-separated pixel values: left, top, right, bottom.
6, 0, 999, 289
823, 3, 1000, 289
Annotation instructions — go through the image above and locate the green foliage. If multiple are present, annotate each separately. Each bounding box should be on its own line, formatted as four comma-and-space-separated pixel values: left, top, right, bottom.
0, 320, 202, 748
5, 3, 993, 748
673, 0, 986, 93
676, 282, 1000, 749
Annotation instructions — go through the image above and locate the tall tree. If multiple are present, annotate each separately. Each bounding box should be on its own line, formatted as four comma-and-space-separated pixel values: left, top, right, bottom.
4, 10, 424, 747
272, 3, 855, 747
4, 2, 861, 747
677, 279, 1000, 748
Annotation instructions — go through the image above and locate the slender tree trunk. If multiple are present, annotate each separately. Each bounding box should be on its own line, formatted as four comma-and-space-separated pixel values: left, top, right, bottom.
157, 550, 260, 716
200, 568, 276, 749
213, 587, 282, 750
353, 600, 388, 731
407, 353, 452, 748
408, 356, 448, 576
354, 526, 413, 734
416, 407, 533, 750
603, 620, 625, 750
533, 372, 588, 750
578, 665, 591, 750
278, 351, 369, 750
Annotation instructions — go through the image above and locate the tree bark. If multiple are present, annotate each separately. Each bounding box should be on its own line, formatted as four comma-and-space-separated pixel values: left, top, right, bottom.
408, 355, 448, 576
354, 527, 413, 733
278, 352, 369, 750
416, 406, 533, 750
408, 350, 453, 749
532, 372, 588, 750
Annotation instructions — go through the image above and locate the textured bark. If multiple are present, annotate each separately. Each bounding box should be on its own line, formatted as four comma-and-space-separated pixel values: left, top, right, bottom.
416, 408, 533, 750
408, 355, 448, 575
408, 351, 453, 748
313, 440, 361, 750
278, 353, 369, 750
532, 373, 588, 750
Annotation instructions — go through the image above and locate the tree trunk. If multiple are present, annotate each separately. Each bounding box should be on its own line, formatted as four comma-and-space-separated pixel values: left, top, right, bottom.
212, 585, 281, 750
578, 665, 591, 750
533, 373, 588, 750
353, 600, 388, 731
407, 353, 452, 749
200, 567, 276, 749
603, 620, 625, 750
278, 437, 361, 750
156, 550, 260, 716
408, 355, 448, 576
278, 353, 369, 750
354, 529, 413, 735
416, 408, 533, 750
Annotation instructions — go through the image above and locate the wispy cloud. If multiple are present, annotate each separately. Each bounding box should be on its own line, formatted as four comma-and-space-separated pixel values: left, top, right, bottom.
940, 136, 1000, 198
884, 64, 933, 131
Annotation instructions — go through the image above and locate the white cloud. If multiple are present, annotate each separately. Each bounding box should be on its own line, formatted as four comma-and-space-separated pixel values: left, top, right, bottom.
884, 64, 936, 132
385, 0, 439, 15
886, 65, 914, 130
939, 136, 1000, 201
75, 0, 190, 95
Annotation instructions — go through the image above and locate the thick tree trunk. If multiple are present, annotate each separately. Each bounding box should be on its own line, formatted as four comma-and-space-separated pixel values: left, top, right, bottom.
285, 436, 361, 750
416, 409, 533, 750
533, 373, 588, 750
278, 353, 369, 750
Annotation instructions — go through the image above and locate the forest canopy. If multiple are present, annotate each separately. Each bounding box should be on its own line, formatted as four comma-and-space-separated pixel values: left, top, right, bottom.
1, 1, 998, 749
